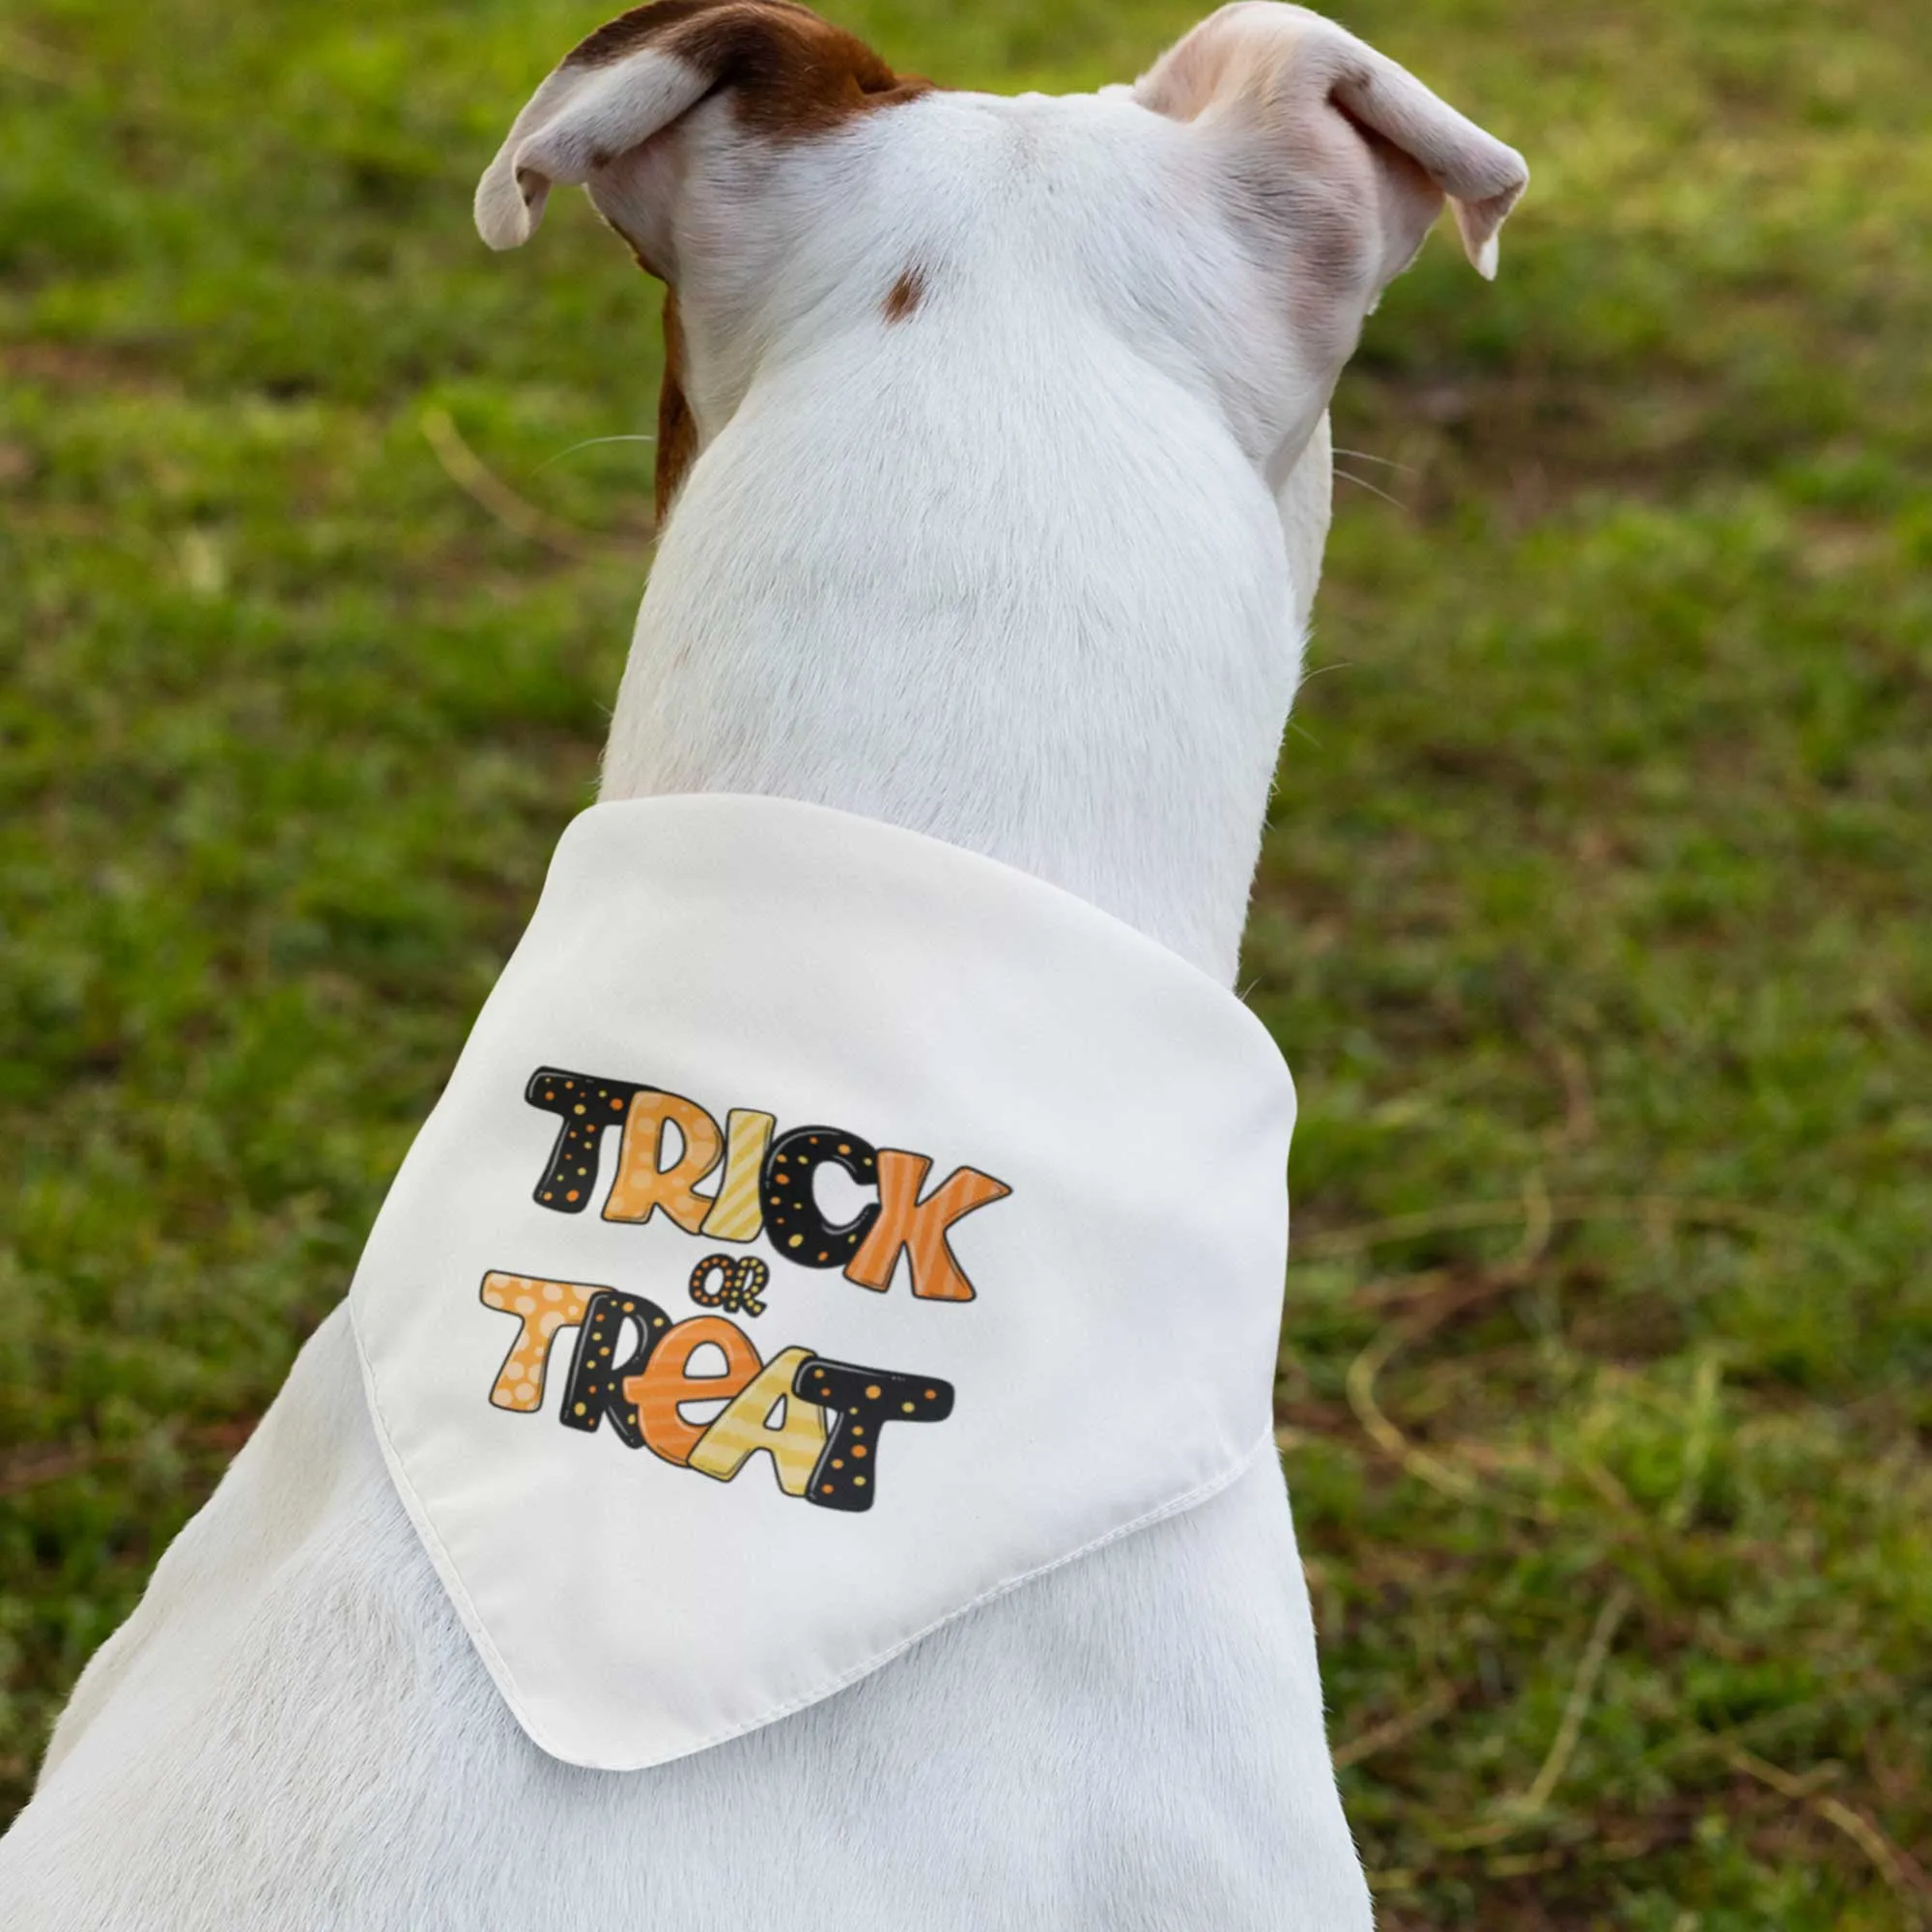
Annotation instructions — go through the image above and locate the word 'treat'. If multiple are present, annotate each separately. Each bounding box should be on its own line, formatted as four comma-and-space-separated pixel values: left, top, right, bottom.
481, 1272, 952, 1513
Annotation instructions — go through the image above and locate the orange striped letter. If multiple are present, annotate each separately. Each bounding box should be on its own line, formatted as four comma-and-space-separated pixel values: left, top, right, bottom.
624, 1316, 761, 1466
844, 1151, 1011, 1301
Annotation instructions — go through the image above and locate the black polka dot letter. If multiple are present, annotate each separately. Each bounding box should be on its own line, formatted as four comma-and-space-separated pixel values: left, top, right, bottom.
559, 1290, 671, 1449
689, 1254, 771, 1316
794, 1357, 954, 1513
526, 1067, 640, 1214
762, 1127, 880, 1267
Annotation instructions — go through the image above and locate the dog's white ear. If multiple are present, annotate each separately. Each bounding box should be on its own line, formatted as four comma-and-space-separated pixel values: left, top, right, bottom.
1134, 2, 1526, 288
475, 1, 921, 261
475, 46, 711, 252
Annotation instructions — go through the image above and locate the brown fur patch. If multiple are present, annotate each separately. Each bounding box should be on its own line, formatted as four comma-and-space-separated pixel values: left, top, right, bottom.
654, 288, 699, 526
569, 3, 928, 526
564, 0, 929, 143
881, 265, 926, 323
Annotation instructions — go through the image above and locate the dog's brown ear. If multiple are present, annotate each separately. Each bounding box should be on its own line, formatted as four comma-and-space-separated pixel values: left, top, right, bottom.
1134, 2, 1526, 290
476, 3, 922, 526
475, 0, 922, 263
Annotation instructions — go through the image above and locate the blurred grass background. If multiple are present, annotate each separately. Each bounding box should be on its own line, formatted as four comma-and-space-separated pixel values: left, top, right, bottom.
1, 0, 1927, 1922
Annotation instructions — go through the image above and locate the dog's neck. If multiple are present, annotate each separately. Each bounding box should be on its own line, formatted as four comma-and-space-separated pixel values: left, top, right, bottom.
597, 317, 1331, 985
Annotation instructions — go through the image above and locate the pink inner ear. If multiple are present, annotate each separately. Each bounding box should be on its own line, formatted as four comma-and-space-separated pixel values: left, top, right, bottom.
475, 49, 716, 251
1132, 7, 1525, 283
1324, 59, 1524, 272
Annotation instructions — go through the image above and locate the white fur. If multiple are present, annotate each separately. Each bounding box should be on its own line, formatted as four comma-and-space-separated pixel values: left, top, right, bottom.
4, 1313, 1366, 1929
599, 88, 1326, 980
0, 7, 1524, 1924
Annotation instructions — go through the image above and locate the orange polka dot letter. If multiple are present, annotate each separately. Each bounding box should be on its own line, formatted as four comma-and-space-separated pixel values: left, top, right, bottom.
480, 1270, 597, 1411
602, 1089, 724, 1232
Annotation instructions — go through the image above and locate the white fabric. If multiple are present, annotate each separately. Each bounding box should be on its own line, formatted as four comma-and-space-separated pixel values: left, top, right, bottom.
349, 793, 1294, 1771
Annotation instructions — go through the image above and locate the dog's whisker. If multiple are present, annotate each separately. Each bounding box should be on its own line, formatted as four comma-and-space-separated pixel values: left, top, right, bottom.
1293, 659, 1355, 690
1334, 467, 1408, 511
421, 409, 638, 562
1332, 447, 1417, 474
532, 434, 659, 475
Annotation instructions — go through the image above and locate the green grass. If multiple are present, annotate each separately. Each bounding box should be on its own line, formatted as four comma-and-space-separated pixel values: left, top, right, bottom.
1, 0, 1926, 1923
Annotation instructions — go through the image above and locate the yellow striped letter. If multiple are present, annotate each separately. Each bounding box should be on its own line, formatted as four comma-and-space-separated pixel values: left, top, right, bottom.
688, 1345, 828, 1495
699, 1108, 775, 1242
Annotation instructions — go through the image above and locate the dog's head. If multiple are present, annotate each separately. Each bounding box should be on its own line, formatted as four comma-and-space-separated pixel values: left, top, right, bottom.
477, 0, 1524, 527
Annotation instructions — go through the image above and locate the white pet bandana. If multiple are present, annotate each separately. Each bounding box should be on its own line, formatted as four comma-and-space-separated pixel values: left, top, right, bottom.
348, 794, 1296, 1771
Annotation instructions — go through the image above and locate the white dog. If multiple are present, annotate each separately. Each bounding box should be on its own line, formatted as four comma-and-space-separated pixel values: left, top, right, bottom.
0, 5, 1523, 1925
